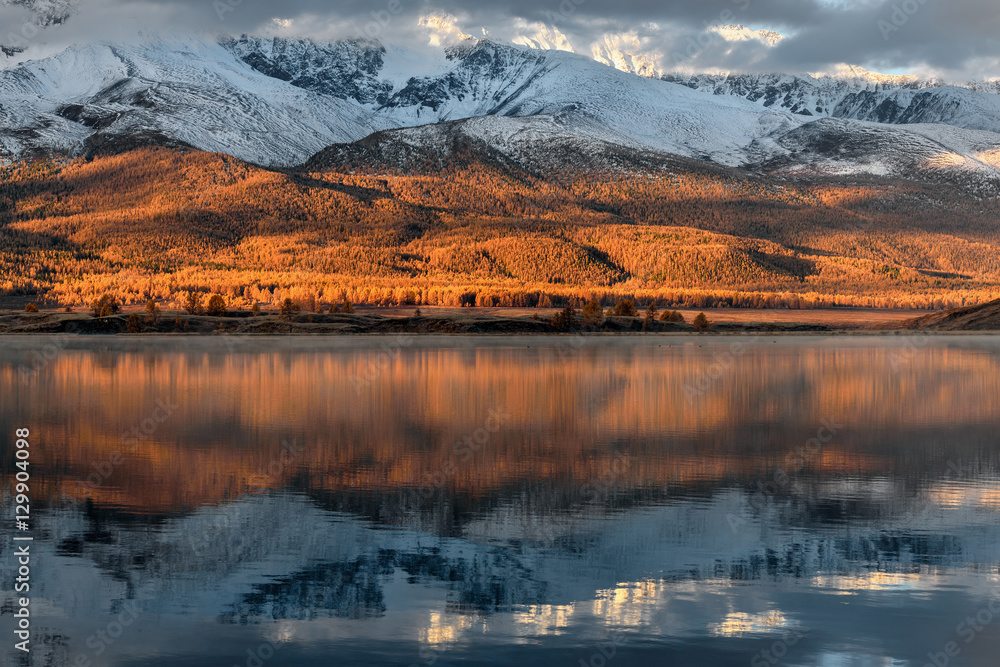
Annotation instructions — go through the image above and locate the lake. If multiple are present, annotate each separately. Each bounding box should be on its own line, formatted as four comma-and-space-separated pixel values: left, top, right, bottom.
2, 335, 1000, 667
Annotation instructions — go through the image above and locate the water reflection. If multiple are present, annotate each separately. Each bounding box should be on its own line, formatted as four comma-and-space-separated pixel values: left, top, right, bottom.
1, 336, 999, 666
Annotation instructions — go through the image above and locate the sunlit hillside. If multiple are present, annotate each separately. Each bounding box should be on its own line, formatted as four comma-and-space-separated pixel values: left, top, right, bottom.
3, 146, 1000, 311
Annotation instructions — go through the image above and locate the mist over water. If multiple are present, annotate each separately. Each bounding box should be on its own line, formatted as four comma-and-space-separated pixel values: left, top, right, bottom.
1, 336, 1000, 666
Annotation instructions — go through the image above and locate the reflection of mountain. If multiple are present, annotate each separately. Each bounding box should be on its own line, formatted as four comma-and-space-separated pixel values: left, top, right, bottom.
221, 546, 555, 624
11, 476, 1000, 608
223, 559, 387, 622
4, 481, 1000, 666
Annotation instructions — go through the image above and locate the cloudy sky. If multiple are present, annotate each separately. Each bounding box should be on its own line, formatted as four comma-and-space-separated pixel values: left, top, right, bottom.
3, 0, 1000, 79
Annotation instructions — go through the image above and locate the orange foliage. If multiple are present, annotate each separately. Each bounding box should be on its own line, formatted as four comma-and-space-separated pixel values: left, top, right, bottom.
2, 147, 999, 311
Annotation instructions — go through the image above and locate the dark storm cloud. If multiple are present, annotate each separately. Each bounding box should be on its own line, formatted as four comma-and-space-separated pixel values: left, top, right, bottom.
8, 0, 1000, 78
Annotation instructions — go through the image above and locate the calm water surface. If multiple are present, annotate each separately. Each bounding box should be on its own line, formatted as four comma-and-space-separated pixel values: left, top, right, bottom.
1, 335, 1000, 667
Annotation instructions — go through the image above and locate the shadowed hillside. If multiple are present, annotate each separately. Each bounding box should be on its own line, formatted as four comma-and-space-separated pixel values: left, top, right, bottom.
904, 299, 1000, 330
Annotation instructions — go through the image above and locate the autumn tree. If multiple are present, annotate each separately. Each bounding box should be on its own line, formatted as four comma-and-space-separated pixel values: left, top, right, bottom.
693, 312, 711, 332
125, 313, 144, 333
207, 294, 227, 316
91, 294, 120, 318
610, 300, 637, 317
550, 305, 578, 331
279, 298, 300, 321
583, 299, 604, 326
185, 292, 203, 315
145, 299, 161, 325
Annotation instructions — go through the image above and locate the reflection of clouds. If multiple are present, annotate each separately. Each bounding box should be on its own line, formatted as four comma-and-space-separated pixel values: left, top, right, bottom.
516, 580, 807, 640
513, 604, 574, 636
710, 610, 794, 637
591, 579, 667, 629
420, 610, 480, 645
926, 480, 1000, 510
810, 572, 924, 595
8, 492, 1000, 666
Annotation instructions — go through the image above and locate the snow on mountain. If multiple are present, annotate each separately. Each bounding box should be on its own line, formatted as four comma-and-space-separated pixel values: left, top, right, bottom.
307, 113, 699, 176
662, 71, 919, 117
816, 64, 924, 87
662, 70, 1000, 138
4, 30, 1000, 187
418, 13, 473, 47
0, 36, 387, 165
511, 20, 574, 53
832, 85, 1000, 134
374, 38, 803, 166
5, 0, 75, 26
230, 35, 802, 166
754, 118, 1000, 185
376, 39, 552, 121
221, 35, 394, 106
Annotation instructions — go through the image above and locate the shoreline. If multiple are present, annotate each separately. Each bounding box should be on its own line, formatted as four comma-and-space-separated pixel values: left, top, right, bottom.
0, 307, 992, 336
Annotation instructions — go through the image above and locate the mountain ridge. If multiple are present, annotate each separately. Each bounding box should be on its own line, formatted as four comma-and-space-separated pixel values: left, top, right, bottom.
3, 33, 1000, 191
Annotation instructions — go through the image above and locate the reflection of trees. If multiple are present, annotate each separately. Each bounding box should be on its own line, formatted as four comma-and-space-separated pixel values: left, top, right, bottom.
5, 344, 1000, 515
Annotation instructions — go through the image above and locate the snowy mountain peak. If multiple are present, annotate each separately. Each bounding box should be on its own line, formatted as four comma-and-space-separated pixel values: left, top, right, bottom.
221, 35, 393, 106
816, 64, 927, 87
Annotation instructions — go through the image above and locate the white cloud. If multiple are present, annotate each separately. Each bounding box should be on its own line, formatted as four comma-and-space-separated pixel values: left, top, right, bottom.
591, 32, 665, 78
418, 13, 471, 47
708, 24, 784, 47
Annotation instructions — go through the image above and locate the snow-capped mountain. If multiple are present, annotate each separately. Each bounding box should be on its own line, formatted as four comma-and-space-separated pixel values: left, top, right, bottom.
0, 34, 804, 166
663, 71, 936, 117
306, 113, 705, 176
0, 36, 388, 165
4, 31, 1000, 186
376, 39, 802, 166
662, 70, 1000, 134
753, 118, 1000, 188
221, 35, 394, 106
